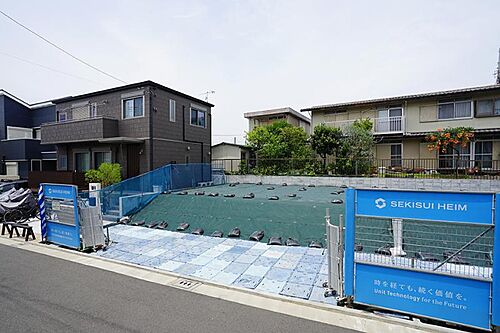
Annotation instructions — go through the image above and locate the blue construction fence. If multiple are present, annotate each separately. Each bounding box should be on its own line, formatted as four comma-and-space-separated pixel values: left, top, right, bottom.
80, 163, 215, 218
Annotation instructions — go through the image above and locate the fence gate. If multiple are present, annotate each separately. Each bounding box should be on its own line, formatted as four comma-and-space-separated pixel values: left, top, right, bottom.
343, 188, 499, 331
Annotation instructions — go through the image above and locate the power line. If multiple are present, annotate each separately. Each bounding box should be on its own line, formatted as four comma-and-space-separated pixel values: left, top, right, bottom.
0, 51, 99, 83
0, 9, 127, 84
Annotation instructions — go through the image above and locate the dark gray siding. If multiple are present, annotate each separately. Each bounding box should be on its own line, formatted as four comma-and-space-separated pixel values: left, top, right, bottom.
55, 87, 150, 138
151, 88, 211, 167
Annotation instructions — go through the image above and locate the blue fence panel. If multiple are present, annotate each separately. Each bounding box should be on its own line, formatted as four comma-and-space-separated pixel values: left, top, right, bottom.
85, 163, 213, 218
346, 188, 496, 330
493, 194, 500, 327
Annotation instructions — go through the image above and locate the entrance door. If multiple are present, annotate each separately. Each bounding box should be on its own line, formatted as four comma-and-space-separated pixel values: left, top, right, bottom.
127, 145, 141, 178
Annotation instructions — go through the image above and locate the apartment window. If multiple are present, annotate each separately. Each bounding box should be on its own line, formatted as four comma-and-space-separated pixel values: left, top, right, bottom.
438, 144, 471, 169
90, 103, 98, 118
390, 143, 402, 167
94, 151, 112, 168
169, 99, 176, 122
475, 141, 493, 169
75, 152, 90, 172
476, 99, 500, 117
438, 100, 472, 120
377, 107, 403, 132
6, 126, 33, 139
190, 107, 206, 127
122, 96, 144, 119
58, 112, 67, 122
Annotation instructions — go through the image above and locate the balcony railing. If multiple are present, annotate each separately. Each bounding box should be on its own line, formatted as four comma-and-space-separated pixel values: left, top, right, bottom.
323, 116, 404, 134
41, 116, 119, 144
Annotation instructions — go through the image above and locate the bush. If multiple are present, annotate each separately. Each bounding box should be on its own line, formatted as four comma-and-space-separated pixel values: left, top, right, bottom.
85, 163, 122, 187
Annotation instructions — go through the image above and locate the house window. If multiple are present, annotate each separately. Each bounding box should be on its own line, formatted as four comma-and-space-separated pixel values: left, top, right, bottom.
122, 96, 144, 119
476, 99, 500, 117
169, 99, 176, 122
90, 103, 98, 118
438, 144, 471, 169
58, 155, 67, 170
475, 141, 493, 169
31, 159, 42, 171
33, 128, 41, 140
75, 152, 90, 172
5, 162, 18, 176
58, 112, 67, 122
438, 100, 472, 120
190, 107, 206, 127
94, 151, 112, 168
390, 144, 402, 167
6, 126, 33, 139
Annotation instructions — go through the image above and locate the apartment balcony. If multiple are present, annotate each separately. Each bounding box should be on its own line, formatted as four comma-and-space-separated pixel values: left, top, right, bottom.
323, 116, 405, 135
41, 116, 119, 144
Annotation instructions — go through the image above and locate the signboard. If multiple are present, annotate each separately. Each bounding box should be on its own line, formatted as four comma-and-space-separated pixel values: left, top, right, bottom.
343, 188, 498, 330
356, 189, 494, 224
42, 183, 80, 249
355, 263, 491, 329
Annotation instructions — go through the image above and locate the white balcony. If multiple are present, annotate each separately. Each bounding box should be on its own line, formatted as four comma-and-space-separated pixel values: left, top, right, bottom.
323, 116, 404, 135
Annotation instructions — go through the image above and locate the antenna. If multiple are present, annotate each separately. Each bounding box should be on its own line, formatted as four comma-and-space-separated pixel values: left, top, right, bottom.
200, 90, 215, 102
497, 48, 500, 84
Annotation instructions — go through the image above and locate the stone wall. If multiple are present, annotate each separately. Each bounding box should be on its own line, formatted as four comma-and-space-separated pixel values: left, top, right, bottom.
226, 175, 500, 192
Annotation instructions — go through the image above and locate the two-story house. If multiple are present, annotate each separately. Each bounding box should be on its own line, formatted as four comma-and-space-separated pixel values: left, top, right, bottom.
41, 81, 213, 178
0, 90, 56, 178
244, 107, 311, 134
302, 84, 500, 170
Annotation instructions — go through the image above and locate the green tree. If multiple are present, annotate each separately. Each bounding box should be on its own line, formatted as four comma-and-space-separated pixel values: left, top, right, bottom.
310, 124, 342, 172
336, 119, 375, 175
85, 162, 122, 187
246, 121, 312, 174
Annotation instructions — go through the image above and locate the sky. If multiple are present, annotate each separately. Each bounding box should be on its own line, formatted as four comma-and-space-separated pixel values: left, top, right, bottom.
0, 0, 499, 144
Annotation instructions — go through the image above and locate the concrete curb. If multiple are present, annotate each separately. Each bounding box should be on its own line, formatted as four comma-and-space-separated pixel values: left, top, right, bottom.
0, 236, 464, 333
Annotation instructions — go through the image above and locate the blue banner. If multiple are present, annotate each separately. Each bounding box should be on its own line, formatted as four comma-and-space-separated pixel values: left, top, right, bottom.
355, 263, 491, 329
356, 189, 493, 224
42, 183, 80, 249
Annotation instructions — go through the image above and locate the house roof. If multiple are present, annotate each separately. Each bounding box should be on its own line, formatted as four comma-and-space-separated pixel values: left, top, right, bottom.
301, 84, 500, 112
0, 89, 55, 109
51, 80, 214, 107
211, 142, 250, 149
244, 107, 311, 123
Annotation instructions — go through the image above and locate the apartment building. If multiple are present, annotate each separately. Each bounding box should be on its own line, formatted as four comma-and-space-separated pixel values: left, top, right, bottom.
302, 84, 500, 169
41, 81, 213, 178
0, 90, 56, 178
244, 107, 311, 133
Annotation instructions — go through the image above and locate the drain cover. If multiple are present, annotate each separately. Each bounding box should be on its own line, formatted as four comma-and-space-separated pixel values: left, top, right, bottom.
172, 278, 201, 290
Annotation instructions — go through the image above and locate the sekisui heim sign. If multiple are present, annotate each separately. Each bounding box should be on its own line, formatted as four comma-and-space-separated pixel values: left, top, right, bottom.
356, 189, 494, 224
344, 188, 499, 330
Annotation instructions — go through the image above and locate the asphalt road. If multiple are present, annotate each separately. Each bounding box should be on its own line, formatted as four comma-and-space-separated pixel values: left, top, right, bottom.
0, 244, 358, 333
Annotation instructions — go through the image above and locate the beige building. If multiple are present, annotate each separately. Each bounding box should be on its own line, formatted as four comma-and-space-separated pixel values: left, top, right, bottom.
244, 107, 311, 133
211, 142, 253, 173
302, 84, 500, 170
